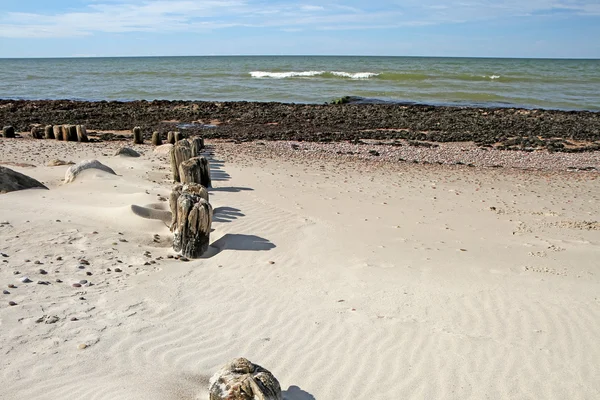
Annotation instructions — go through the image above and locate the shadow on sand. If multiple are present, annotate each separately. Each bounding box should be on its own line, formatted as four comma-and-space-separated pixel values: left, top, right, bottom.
284, 386, 316, 400
210, 234, 275, 252
212, 206, 245, 223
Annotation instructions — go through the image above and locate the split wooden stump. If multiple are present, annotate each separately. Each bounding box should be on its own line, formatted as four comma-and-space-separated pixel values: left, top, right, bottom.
152, 131, 162, 146
44, 125, 54, 139
76, 125, 89, 142
170, 183, 212, 258
169, 140, 192, 182
190, 136, 205, 157
167, 131, 176, 144
179, 156, 211, 188
53, 125, 62, 140
133, 126, 143, 144
2, 126, 15, 138
31, 125, 44, 139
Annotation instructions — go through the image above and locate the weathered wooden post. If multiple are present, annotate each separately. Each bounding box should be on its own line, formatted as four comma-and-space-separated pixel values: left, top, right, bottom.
178, 156, 211, 188
133, 126, 143, 144
152, 131, 162, 146
44, 125, 54, 140
53, 125, 63, 141
174, 131, 184, 142
169, 140, 192, 182
68, 125, 78, 141
31, 125, 44, 139
167, 131, 176, 144
190, 136, 204, 157
169, 183, 212, 258
60, 125, 70, 141
76, 125, 89, 142
2, 126, 15, 138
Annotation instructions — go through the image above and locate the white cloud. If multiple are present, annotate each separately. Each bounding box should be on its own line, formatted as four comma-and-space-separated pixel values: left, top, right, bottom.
0, 0, 598, 38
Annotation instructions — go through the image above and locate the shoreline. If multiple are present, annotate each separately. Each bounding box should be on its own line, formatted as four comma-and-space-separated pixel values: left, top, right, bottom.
2, 99, 600, 153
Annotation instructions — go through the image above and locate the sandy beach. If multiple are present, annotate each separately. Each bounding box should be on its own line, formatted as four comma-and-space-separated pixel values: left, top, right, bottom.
1, 135, 599, 399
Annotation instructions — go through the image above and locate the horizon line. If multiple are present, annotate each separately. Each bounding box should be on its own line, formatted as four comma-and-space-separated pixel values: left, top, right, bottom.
1, 55, 599, 61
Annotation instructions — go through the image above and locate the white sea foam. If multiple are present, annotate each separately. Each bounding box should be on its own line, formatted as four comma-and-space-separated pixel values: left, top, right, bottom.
250, 71, 325, 78
250, 71, 379, 79
489, 75, 501, 79
331, 71, 379, 79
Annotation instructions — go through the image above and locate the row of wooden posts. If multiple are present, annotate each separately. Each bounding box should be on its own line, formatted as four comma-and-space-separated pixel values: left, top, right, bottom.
2, 124, 89, 142
168, 137, 213, 259
2, 124, 191, 147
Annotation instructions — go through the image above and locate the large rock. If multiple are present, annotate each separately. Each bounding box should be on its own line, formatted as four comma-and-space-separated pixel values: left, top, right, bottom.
115, 147, 141, 157
0, 166, 48, 193
64, 160, 116, 183
209, 358, 282, 400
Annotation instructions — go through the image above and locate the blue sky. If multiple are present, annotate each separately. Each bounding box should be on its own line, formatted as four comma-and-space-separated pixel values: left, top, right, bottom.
0, 0, 599, 58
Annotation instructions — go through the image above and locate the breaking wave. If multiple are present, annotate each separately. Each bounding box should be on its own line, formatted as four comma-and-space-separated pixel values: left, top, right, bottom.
250, 71, 379, 79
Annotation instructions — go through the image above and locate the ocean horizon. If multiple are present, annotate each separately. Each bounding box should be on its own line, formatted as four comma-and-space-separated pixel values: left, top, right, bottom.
1, 55, 599, 111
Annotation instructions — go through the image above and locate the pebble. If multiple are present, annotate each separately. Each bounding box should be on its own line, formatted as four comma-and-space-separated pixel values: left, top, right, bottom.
79, 259, 90, 265
179, 257, 189, 262
56, 256, 63, 261
20, 276, 32, 283
79, 280, 88, 285
1, 253, 9, 257
269, 261, 275, 265
8, 284, 16, 289
34, 260, 42, 265
56, 279, 63, 283
46, 316, 59, 324
13, 271, 20, 275
8, 301, 17, 306
3, 290, 9, 295
106, 268, 112, 272
114, 268, 122, 273
39, 269, 47, 275
167, 255, 174, 259
86, 272, 92, 276
72, 283, 82, 288
78, 344, 88, 350
144, 262, 151, 266
37, 281, 49, 285
71, 317, 78, 321
84, 282, 92, 287
79, 297, 86, 300
78, 265, 86, 269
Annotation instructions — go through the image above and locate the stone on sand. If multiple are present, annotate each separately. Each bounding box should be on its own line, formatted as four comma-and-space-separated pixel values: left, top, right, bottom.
115, 147, 141, 157
0, 166, 48, 194
209, 357, 282, 400
64, 160, 117, 183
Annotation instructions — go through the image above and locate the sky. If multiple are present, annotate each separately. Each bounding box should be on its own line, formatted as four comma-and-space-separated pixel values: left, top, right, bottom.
0, 0, 599, 58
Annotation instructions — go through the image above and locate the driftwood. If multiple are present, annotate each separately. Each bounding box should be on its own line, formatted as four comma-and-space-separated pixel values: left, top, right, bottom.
76, 125, 89, 142
169, 140, 192, 182
170, 188, 212, 258
190, 136, 204, 157
2, 126, 15, 138
133, 126, 143, 144
53, 125, 62, 140
152, 131, 162, 146
167, 131, 176, 144
179, 156, 211, 187
44, 125, 54, 140
64, 160, 117, 183
209, 358, 282, 400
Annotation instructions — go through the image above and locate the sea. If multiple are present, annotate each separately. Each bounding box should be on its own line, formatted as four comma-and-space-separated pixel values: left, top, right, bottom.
0, 56, 599, 111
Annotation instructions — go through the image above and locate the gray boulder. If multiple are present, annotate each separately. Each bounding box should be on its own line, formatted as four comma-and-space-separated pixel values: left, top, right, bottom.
115, 147, 141, 157
0, 166, 48, 194
64, 160, 116, 183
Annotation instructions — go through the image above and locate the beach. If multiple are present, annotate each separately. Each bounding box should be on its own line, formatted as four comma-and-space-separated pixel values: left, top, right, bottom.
0, 129, 599, 399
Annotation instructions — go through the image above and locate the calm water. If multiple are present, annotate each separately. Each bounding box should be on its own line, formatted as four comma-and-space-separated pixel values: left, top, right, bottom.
0, 56, 599, 110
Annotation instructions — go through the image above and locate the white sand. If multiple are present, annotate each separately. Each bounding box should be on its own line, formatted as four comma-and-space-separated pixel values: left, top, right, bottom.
1, 138, 599, 399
